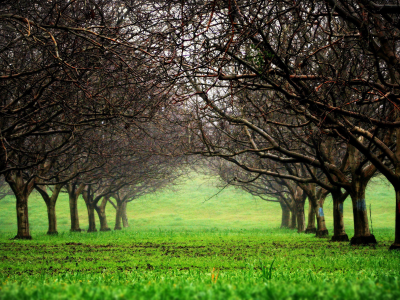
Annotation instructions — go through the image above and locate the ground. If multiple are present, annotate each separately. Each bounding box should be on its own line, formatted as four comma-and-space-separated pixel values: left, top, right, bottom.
0, 176, 398, 299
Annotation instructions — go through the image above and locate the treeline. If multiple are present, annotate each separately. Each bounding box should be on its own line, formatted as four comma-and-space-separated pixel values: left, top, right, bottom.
1, 1, 400, 250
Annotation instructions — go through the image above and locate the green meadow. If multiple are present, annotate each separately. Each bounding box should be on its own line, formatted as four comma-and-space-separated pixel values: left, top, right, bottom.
0, 176, 399, 299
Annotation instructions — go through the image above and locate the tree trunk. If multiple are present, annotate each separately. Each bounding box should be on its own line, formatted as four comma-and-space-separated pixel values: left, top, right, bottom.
280, 201, 291, 228
315, 199, 328, 237
296, 202, 305, 233
114, 201, 123, 230
46, 202, 57, 235
289, 205, 297, 229
122, 202, 129, 228
68, 183, 85, 232
95, 197, 111, 232
86, 202, 97, 232
15, 192, 31, 239
69, 193, 81, 232
35, 184, 63, 235
5, 172, 34, 239
389, 125, 400, 250
331, 191, 349, 242
349, 181, 376, 244
390, 188, 400, 250
305, 200, 316, 233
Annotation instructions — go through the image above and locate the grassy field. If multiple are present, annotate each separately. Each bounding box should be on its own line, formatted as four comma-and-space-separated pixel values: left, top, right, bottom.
0, 175, 399, 299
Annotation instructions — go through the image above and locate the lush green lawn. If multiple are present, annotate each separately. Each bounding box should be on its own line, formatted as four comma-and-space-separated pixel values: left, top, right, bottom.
0, 229, 399, 299
0, 175, 396, 234
0, 175, 399, 299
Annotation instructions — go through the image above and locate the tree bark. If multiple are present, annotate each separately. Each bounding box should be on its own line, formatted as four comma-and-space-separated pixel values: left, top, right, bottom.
390, 188, 400, 250
349, 180, 376, 244
67, 183, 85, 232
95, 197, 111, 231
86, 202, 97, 232
331, 190, 349, 242
35, 184, 63, 235
280, 201, 291, 228
389, 124, 400, 250
289, 205, 297, 229
315, 195, 328, 237
121, 202, 129, 228
46, 202, 57, 234
305, 200, 316, 233
14, 191, 31, 239
114, 201, 123, 230
5, 172, 35, 239
296, 202, 305, 233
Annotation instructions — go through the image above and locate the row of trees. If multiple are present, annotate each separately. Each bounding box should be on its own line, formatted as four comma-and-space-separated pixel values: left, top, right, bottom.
167, 0, 400, 249
2, 0, 400, 250
0, 1, 184, 237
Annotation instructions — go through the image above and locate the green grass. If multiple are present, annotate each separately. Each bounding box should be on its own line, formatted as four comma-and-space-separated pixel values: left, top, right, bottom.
0, 229, 399, 299
0, 175, 398, 299
0, 175, 395, 234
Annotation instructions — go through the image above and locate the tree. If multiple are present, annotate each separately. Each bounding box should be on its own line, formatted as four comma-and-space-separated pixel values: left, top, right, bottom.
166, 0, 395, 244
1, 0, 173, 238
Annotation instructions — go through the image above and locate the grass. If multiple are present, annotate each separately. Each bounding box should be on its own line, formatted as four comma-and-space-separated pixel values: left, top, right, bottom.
0, 175, 399, 299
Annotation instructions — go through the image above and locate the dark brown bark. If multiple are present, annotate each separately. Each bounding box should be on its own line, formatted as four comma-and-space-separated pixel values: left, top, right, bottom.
389, 188, 400, 250
5, 172, 35, 239
46, 203, 57, 235
86, 202, 97, 232
389, 127, 400, 250
315, 196, 329, 237
302, 183, 329, 237
14, 192, 31, 239
331, 190, 349, 242
35, 184, 63, 235
349, 180, 376, 245
294, 187, 307, 233
305, 200, 316, 234
280, 201, 291, 228
67, 183, 85, 232
296, 202, 306, 233
289, 204, 297, 229
95, 197, 111, 231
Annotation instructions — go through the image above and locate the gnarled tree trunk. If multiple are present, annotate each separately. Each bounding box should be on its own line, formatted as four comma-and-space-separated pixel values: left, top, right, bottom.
349, 180, 376, 245
35, 184, 63, 235
296, 202, 306, 233
67, 183, 85, 232
289, 205, 297, 229
95, 197, 111, 231
121, 201, 129, 228
305, 200, 316, 234
114, 200, 123, 230
5, 171, 35, 239
86, 202, 97, 232
315, 194, 328, 238
82, 190, 97, 232
294, 187, 306, 233
280, 200, 291, 228
390, 188, 400, 250
389, 126, 400, 250
331, 191, 349, 242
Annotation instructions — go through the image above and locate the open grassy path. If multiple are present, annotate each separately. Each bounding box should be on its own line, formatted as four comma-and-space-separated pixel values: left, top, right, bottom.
0, 176, 399, 299
0, 229, 399, 299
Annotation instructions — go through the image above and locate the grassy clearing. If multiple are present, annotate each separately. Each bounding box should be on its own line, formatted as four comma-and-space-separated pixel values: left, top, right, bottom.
0, 175, 395, 234
0, 175, 398, 299
0, 229, 399, 299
